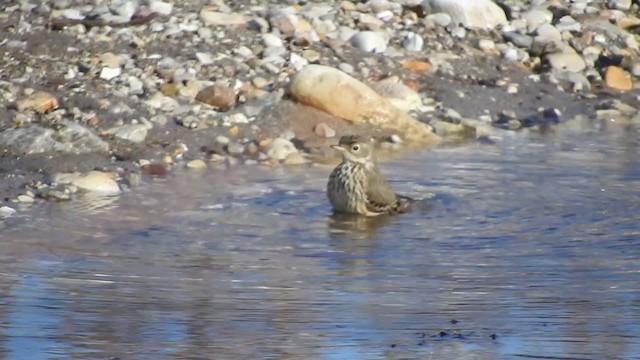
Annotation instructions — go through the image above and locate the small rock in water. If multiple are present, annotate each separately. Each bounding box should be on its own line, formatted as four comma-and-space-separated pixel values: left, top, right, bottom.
266, 138, 298, 160
186, 159, 207, 169
17, 194, 34, 203
314, 122, 336, 138
283, 152, 306, 165
66, 171, 121, 195
111, 123, 149, 143
142, 163, 168, 176
0, 206, 17, 219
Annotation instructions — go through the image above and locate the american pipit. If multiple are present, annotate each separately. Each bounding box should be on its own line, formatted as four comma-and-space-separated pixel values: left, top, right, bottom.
327, 135, 412, 216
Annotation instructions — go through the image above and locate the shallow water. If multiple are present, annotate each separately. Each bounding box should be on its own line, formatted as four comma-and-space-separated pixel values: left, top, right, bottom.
1, 123, 640, 360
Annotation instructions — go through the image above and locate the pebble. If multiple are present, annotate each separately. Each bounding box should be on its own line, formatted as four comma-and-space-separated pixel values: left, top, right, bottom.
196, 85, 237, 111
0, 206, 17, 219
110, 124, 149, 143
604, 66, 633, 91
186, 159, 207, 169
195, 52, 214, 65
149, 0, 172, 15
266, 138, 298, 160
425, 13, 451, 28
226, 142, 245, 155
62, 171, 121, 195
350, 31, 387, 53
478, 39, 495, 52
100, 67, 121, 81
200, 8, 247, 26
283, 152, 306, 165
546, 51, 586, 73
17, 194, 34, 203
426, 0, 507, 29
314, 123, 336, 138
403, 33, 423, 52
16, 91, 58, 113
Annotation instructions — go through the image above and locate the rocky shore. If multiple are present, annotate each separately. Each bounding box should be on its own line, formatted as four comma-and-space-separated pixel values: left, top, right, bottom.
0, 0, 639, 217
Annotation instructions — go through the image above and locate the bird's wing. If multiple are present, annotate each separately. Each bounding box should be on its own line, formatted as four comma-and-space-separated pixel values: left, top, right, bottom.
365, 167, 399, 213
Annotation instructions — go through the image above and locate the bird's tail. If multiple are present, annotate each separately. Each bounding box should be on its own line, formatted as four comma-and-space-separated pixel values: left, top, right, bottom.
394, 194, 414, 213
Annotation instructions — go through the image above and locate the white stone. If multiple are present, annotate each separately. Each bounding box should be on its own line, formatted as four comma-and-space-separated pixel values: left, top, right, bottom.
17, 194, 34, 203
546, 50, 586, 73
425, 0, 507, 29
426, 12, 451, 27
149, 0, 172, 15
350, 31, 387, 53
478, 39, 495, 51
607, 0, 632, 10
99, 67, 121, 81
111, 123, 148, 143
523, 8, 553, 32
200, 8, 247, 26
262, 33, 283, 47
290, 53, 308, 71
0, 206, 16, 219
70, 171, 121, 195
403, 32, 424, 52
195, 52, 214, 65
266, 138, 298, 160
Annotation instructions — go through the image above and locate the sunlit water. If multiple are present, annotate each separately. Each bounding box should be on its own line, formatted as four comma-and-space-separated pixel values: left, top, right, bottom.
1, 124, 639, 360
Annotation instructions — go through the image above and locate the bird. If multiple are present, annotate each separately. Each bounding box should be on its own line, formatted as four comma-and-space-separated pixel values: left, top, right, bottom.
327, 135, 413, 216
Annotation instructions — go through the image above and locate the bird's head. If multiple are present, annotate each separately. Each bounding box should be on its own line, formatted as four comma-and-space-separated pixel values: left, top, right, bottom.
331, 135, 374, 165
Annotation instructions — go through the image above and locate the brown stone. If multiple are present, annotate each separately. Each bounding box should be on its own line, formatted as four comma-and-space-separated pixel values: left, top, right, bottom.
289, 65, 439, 144
195, 85, 237, 110
16, 91, 58, 113
400, 60, 431, 73
269, 13, 296, 37
604, 66, 633, 91
141, 163, 168, 176
258, 138, 273, 149
228, 125, 240, 137
160, 83, 179, 96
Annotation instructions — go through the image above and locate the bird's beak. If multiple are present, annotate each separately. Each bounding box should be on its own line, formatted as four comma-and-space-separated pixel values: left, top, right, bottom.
330, 144, 345, 152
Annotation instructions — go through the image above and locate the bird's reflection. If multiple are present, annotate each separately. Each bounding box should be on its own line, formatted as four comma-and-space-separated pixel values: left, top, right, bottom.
327, 212, 395, 241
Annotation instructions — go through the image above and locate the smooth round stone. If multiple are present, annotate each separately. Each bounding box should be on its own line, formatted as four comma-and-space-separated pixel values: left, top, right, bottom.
226, 142, 245, 155
71, 171, 121, 194
478, 39, 495, 51
502, 48, 519, 61
338, 63, 354, 74
262, 33, 283, 47
0, 206, 17, 219
215, 135, 230, 145
186, 159, 207, 169
403, 32, 423, 52
425, 12, 451, 27
450, 27, 466, 39
266, 138, 297, 160
17, 194, 34, 203
283, 152, 306, 165
349, 31, 387, 53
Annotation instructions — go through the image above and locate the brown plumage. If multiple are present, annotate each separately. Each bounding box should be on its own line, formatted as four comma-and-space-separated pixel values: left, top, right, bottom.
327, 135, 412, 216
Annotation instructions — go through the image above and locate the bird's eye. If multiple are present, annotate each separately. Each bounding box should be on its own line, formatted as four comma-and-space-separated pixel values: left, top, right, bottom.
352, 145, 360, 152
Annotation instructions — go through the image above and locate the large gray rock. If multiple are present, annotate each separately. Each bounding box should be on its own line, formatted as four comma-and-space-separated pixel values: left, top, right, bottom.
424, 0, 507, 30
0, 122, 109, 155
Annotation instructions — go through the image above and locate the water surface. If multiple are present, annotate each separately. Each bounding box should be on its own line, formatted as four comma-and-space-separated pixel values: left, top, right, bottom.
1, 124, 640, 360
